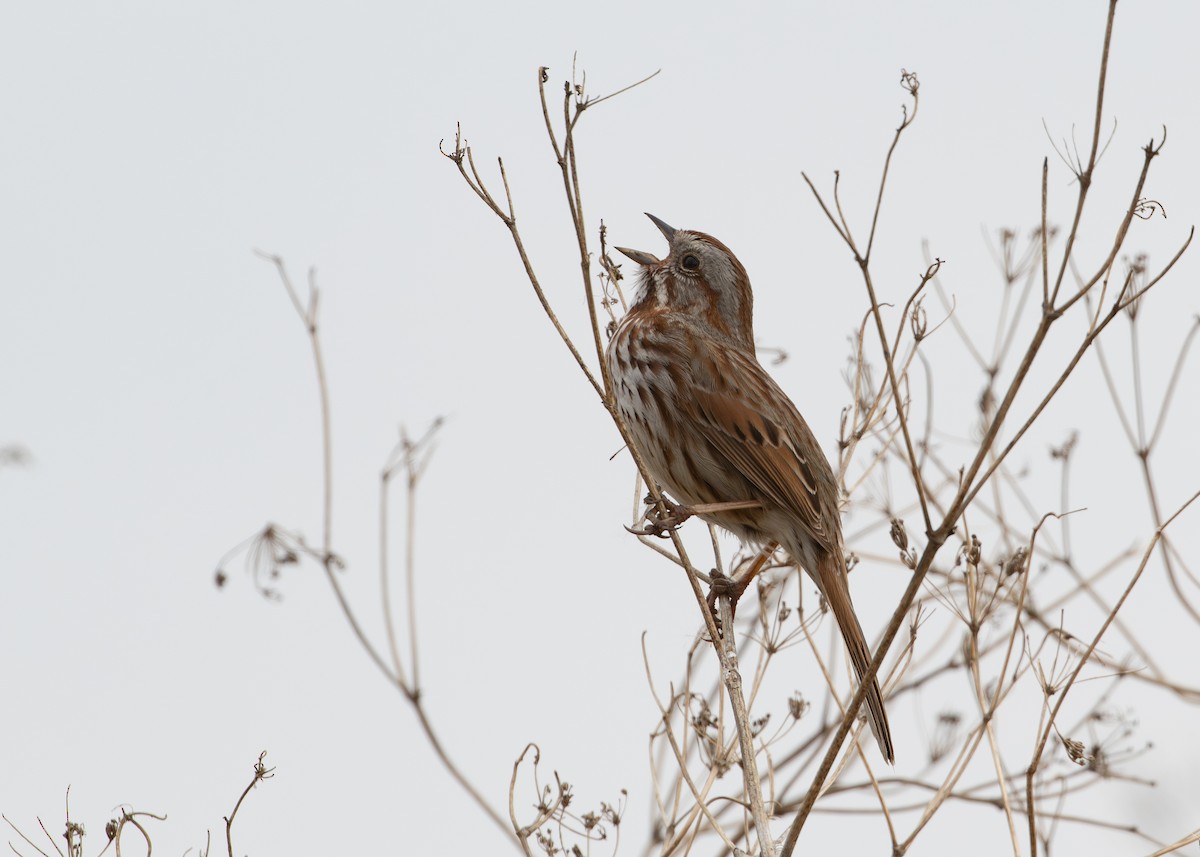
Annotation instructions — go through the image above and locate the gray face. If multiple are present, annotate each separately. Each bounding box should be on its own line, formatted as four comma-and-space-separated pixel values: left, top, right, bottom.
621, 223, 755, 348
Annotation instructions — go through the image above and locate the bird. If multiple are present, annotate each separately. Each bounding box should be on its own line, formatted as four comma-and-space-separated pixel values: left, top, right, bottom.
605, 213, 894, 763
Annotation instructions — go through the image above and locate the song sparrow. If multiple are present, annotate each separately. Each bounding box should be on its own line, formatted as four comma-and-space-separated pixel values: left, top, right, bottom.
606, 214, 894, 763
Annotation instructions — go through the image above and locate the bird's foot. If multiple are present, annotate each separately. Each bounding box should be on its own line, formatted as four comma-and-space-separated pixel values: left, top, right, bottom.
705, 569, 741, 625
625, 495, 694, 538
705, 546, 778, 631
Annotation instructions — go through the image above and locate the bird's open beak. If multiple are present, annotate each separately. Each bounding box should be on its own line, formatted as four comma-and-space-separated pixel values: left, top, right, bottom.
615, 246, 660, 266
645, 212, 676, 241
615, 213, 677, 267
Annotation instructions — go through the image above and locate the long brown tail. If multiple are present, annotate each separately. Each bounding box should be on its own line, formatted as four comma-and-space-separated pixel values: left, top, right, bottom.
817, 552, 895, 763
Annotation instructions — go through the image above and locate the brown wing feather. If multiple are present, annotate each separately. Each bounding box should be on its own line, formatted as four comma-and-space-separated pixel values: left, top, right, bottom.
686, 348, 837, 550
690, 347, 896, 763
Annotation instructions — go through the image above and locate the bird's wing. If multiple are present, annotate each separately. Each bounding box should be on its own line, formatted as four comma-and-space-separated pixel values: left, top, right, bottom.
687, 346, 839, 550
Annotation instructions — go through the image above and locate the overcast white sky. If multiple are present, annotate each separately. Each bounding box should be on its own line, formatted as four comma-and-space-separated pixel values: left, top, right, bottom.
3, 2, 1199, 855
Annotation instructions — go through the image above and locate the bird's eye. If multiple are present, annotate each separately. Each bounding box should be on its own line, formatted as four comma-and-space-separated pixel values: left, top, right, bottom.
681, 254, 700, 271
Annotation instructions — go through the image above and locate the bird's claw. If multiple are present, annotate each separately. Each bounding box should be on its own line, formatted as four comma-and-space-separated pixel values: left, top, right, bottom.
706, 569, 740, 624
625, 495, 694, 538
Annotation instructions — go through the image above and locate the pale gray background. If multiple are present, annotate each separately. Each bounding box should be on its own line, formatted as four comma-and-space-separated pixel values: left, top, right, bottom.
2, 2, 1198, 854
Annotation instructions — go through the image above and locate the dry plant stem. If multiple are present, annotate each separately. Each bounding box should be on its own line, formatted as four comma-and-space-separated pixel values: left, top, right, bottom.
3, 815, 54, 857
952, 543, 1025, 851
968, 627, 1020, 857
254, 252, 389, 678
1092, 314, 1200, 455
257, 257, 382, 674
379, 428, 439, 699
1024, 491, 1200, 857
413, 740, 508, 845
1041, 158, 1051, 308
509, 747, 591, 857
640, 637, 740, 856
815, 783, 1161, 846
985, 516, 1049, 718
899, 728, 991, 851
1093, 313, 1200, 624
943, 8, 1160, 508
539, 73, 606, 373
964, 220, 1190, 510
795, 606, 900, 847
800, 178, 932, 537
1146, 318, 1200, 450
918, 445, 1164, 681
648, 590, 788, 842
553, 67, 661, 367
114, 813, 161, 857
223, 752, 274, 857
654, 640, 736, 856
510, 746, 557, 857
801, 74, 934, 537
1144, 827, 1200, 857
383, 465, 511, 840
404, 451, 422, 689
445, 127, 603, 400
380, 450, 407, 687
256, 253, 511, 842
1047, 0, 1116, 310
716, 594, 776, 857
839, 273, 937, 493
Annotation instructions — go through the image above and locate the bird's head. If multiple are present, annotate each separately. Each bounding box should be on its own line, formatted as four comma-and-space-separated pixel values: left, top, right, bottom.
616, 213, 755, 348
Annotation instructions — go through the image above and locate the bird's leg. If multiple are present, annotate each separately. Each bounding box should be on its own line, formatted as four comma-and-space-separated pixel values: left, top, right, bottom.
627, 496, 763, 539
625, 494, 695, 538
705, 570, 739, 633
706, 542, 779, 627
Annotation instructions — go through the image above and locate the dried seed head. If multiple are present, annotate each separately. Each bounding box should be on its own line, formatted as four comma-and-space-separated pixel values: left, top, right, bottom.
930, 710, 961, 763
751, 713, 771, 736
965, 534, 982, 567
1050, 432, 1078, 460
1083, 744, 1109, 776
691, 697, 718, 733
1062, 736, 1088, 766
1004, 548, 1029, 577
602, 794, 625, 825
788, 692, 811, 721
979, 386, 995, 416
